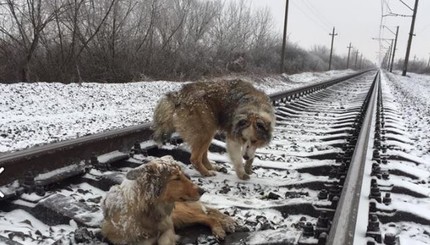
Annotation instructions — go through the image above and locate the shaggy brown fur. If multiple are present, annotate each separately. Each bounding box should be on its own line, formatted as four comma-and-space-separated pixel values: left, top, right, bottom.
153, 79, 275, 180
173, 201, 237, 240
101, 156, 204, 245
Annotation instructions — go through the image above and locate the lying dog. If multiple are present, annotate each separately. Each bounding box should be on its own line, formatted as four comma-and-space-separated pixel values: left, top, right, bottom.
153, 79, 275, 180
101, 156, 204, 245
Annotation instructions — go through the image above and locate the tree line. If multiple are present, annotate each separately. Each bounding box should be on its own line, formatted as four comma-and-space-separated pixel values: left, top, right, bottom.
0, 0, 373, 83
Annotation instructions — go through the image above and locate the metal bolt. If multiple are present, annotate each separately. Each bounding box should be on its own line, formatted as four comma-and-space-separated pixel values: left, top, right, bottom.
331, 196, 339, 208
22, 172, 35, 193
318, 232, 327, 245
383, 193, 392, 205
374, 140, 381, 148
303, 222, 314, 237
373, 150, 380, 158
339, 175, 346, 185
370, 185, 382, 203
35, 185, 45, 196
369, 201, 377, 212
90, 156, 99, 165
132, 142, 143, 155
316, 211, 329, 228
367, 214, 380, 232
384, 233, 397, 245
318, 189, 328, 200
382, 171, 389, 180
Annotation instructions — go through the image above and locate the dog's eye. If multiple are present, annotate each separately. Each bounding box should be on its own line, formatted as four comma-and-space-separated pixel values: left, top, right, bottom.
251, 140, 257, 144
256, 121, 266, 131
237, 119, 248, 127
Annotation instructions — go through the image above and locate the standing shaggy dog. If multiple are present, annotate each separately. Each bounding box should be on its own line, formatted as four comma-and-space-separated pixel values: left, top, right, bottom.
101, 156, 204, 245
153, 79, 275, 180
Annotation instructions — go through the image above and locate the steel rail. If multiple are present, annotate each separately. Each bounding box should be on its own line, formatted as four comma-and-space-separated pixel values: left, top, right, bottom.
326, 71, 380, 244
270, 70, 372, 103
0, 70, 373, 187
0, 124, 153, 186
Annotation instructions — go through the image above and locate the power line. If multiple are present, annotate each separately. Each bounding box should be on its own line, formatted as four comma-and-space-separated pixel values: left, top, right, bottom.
291, 1, 330, 33
302, 0, 334, 29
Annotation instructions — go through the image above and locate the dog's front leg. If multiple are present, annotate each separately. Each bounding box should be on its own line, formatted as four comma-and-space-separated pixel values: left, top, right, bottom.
244, 158, 254, 175
226, 137, 249, 180
157, 228, 176, 245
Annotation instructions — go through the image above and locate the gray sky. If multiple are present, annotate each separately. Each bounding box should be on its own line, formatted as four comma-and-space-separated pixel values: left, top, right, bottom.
247, 0, 430, 65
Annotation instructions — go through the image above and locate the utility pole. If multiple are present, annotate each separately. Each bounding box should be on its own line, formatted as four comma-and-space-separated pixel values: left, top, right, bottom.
354, 50, 359, 69
328, 27, 338, 70
402, 0, 419, 76
387, 41, 393, 69
428, 54, 430, 67
346, 43, 352, 69
359, 54, 363, 69
280, 0, 289, 73
390, 26, 399, 72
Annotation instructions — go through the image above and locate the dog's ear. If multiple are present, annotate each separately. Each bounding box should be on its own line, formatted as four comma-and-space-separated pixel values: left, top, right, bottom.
126, 165, 154, 180
126, 167, 142, 180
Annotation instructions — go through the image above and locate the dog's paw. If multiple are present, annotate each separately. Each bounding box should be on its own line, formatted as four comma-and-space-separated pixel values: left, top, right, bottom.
238, 172, 250, 180
204, 170, 216, 177
221, 217, 237, 233
212, 226, 227, 240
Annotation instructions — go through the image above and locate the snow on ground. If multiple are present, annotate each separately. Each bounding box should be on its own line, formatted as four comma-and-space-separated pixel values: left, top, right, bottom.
379, 70, 430, 244
0, 70, 354, 153
383, 71, 430, 164
1, 69, 430, 244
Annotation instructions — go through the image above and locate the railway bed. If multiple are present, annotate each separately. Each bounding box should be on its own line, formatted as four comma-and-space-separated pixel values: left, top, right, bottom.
1, 70, 429, 245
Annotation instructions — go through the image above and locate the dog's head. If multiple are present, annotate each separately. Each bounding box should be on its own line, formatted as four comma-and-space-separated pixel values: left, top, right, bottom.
232, 110, 275, 161
126, 156, 204, 203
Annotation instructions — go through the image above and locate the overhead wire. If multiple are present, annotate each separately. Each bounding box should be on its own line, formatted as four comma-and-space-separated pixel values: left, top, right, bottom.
302, 0, 334, 29
290, 0, 331, 34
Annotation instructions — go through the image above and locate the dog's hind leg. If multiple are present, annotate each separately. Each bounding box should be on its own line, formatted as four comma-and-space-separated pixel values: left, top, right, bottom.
189, 137, 216, 177
202, 150, 221, 171
226, 137, 249, 180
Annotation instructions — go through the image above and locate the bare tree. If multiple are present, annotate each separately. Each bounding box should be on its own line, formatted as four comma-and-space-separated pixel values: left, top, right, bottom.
0, 0, 67, 81
0, 0, 375, 83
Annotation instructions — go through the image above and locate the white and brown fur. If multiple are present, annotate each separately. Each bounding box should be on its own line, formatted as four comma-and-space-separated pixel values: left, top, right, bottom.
101, 156, 203, 245
153, 79, 275, 180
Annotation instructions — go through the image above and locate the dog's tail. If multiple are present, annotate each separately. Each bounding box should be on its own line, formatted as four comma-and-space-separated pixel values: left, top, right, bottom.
152, 93, 176, 144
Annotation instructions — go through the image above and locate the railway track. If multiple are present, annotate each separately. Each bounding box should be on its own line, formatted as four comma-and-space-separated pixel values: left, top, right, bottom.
1, 70, 429, 245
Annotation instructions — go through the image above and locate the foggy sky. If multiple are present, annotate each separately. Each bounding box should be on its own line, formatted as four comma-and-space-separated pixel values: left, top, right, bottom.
246, 0, 429, 65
